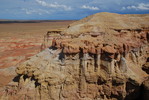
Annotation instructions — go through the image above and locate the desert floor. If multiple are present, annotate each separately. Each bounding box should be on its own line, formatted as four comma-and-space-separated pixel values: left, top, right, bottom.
0, 20, 74, 88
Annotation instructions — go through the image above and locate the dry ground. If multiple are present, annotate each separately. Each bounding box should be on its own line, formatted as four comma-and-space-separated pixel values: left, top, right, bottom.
0, 21, 74, 38
0, 20, 74, 88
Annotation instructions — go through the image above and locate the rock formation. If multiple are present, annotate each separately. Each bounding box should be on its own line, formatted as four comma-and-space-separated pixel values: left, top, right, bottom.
0, 37, 42, 90
1, 12, 149, 100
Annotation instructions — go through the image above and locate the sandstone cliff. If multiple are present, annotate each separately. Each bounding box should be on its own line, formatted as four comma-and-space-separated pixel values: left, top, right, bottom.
1, 12, 149, 100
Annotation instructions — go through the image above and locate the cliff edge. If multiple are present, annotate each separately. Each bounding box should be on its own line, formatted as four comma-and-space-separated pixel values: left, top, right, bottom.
1, 12, 149, 100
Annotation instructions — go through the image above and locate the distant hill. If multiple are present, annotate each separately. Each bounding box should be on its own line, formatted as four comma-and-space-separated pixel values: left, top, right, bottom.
0, 20, 76, 24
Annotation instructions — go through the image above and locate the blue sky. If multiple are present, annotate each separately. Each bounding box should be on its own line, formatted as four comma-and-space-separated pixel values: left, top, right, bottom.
0, 0, 149, 20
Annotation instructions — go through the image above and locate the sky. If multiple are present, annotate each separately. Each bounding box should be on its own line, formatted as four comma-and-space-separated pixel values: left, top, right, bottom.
0, 0, 149, 20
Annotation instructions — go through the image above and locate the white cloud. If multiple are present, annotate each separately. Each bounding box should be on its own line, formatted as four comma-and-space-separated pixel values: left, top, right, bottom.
81, 5, 99, 10
121, 7, 126, 10
35, 0, 72, 11
122, 3, 149, 10
22, 8, 50, 15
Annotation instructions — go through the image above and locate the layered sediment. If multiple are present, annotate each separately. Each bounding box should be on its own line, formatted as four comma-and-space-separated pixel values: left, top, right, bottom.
1, 12, 149, 100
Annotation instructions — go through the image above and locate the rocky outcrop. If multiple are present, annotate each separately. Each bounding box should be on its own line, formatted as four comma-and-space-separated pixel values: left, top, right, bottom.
1, 12, 149, 100
142, 58, 149, 74
41, 30, 63, 51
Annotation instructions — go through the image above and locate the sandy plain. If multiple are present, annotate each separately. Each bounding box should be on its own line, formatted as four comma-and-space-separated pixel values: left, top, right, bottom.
0, 20, 74, 88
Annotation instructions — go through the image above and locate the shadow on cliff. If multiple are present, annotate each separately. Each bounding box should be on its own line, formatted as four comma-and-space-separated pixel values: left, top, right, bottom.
13, 75, 21, 82
124, 82, 144, 100
49, 46, 57, 50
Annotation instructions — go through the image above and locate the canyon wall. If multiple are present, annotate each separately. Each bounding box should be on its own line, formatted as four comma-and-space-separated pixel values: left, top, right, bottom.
1, 12, 149, 100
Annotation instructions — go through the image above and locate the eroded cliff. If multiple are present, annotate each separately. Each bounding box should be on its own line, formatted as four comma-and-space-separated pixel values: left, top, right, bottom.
1, 12, 149, 100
